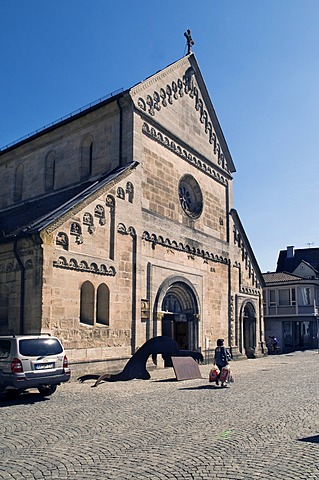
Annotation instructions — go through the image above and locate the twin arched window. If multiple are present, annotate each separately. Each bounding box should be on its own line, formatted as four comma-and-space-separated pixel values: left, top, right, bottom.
80, 281, 109, 326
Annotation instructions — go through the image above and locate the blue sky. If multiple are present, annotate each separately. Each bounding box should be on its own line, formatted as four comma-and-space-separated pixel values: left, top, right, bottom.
1, 0, 319, 272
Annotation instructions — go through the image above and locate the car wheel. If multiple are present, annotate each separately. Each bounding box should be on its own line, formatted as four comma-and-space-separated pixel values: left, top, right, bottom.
38, 385, 57, 396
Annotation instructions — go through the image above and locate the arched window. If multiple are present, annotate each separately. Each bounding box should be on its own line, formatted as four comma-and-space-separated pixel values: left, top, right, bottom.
81, 135, 94, 179
96, 284, 110, 326
80, 281, 94, 326
45, 151, 56, 191
14, 164, 24, 202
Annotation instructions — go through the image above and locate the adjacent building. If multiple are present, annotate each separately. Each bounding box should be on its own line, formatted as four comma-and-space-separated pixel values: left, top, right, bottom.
0, 52, 265, 370
263, 246, 319, 352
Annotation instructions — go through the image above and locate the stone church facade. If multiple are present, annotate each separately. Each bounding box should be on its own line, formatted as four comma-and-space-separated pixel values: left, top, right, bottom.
0, 53, 265, 368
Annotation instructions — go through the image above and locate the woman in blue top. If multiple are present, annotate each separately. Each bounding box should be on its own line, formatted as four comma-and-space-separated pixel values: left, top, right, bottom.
214, 338, 230, 387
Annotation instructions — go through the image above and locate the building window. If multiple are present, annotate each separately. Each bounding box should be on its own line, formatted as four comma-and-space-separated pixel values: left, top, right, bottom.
278, 288, 296, 306
278, 289, 289, 306
297, 287, 311, 306
80, 281, 94, 325
45, 151, 56, 191
81, 135, 93, 179
96, 284, 110, 326
269, 289, 276, 306
14, 164, 24, 202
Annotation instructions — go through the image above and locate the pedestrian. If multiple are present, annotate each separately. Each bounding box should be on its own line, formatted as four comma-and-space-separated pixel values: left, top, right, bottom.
214, 338, 231, 387
268, 335, 280, 354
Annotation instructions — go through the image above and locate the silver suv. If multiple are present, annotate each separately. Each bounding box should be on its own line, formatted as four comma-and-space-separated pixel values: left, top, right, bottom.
0, 335, 71, 396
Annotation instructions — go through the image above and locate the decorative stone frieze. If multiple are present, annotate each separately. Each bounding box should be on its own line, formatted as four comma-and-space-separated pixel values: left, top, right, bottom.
126, 182, 134, 203
116, 182, 134, 203
70, 222, 83, 244
142, 122, 229, 181
94, 204, 106, 225
0, 262, 18, 273
141, 299, 149, 322
240, 286, 260, 296
83, 212, 95, 234
6, 263, 14, 272
53, 256, 116, 276
25, 259, 33, 270
142, 231, 229, 264
117, 187, 125, 199
117, 223, 136, 238
106, 194, 115, 211
70, 222, 81, 235
136, 68, 229, 172
56, 232, 68, 250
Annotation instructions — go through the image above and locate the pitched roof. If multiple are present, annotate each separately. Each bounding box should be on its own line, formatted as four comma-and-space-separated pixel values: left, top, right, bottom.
292, 259, 319, 275
0, 89, 125, 155
263, 271, 304, 284
276, 247, 319, 273
0, 162, 138, 242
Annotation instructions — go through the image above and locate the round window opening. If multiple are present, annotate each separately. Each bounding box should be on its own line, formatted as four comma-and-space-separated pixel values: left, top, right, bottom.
178, 174, 203, 218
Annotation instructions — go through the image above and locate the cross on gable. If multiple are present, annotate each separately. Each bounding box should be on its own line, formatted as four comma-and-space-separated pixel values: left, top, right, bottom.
184, 29, 194, 55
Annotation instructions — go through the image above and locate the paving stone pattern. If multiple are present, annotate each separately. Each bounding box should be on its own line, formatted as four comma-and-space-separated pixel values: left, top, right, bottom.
1, 350, 318, 479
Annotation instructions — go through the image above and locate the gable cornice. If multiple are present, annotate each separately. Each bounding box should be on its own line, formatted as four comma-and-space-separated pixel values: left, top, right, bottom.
130, 56, 190, 96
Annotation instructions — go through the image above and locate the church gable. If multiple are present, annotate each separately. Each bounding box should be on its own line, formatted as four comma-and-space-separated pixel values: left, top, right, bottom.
130, 54, 235, 176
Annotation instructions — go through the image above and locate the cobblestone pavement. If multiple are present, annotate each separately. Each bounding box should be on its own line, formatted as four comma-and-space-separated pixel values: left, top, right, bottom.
1, 350, 318, 479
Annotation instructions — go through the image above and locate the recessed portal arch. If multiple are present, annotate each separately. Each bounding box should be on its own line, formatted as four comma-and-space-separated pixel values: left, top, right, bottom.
241, 301, 257, 358
154, 276, 200, 351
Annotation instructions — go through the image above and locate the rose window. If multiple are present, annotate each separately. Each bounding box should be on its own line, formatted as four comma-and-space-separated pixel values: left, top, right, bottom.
178, 175, 203, 219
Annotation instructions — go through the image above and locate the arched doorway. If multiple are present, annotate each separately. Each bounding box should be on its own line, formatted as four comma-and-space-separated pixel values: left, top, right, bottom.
243, 302, 256, 358
155, 279, 200, 351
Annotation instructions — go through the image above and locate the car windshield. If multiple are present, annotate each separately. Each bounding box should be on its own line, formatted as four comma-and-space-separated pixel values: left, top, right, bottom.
19, 338, 63, 356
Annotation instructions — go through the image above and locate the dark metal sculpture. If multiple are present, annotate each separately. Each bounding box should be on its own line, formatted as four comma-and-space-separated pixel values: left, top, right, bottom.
78, 336, 179, 386
162, 349, 204, 368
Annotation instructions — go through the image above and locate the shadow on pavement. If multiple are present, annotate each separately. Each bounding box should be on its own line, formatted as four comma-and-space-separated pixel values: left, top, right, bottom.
298, 435, 319, 443
0, 392, 50, 407
179, 384, 222, 390
153, 378, 178, 383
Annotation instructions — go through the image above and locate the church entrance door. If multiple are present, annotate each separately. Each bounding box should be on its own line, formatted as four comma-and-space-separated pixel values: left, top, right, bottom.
243, 302, 256, 358
160, 281, 199, 351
